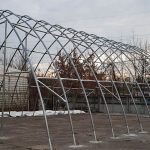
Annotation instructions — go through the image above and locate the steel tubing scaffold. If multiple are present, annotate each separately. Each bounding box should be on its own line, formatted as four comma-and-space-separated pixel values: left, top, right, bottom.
0, 10, 150, 149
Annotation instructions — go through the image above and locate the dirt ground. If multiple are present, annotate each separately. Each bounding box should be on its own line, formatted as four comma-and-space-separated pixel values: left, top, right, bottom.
0, 113, 150, 150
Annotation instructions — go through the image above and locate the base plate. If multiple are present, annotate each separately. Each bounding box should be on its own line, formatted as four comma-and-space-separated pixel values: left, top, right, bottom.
122, 133, 138, 137
139, 131, 148, 134
69, 145, 86, 148
89, 140, 103, 144
0, 136, 11, 140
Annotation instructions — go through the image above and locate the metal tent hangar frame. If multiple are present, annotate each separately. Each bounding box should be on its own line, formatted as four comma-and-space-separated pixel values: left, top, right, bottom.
0, 10, 150, 150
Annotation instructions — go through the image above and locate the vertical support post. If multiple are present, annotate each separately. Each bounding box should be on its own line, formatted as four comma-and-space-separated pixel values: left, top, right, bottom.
127, 97, 129, 113
20, 33, 28, 116
8, 75, 10, 115
1, 21, 7, 136
23, 36, 53, 150
25, 33, 27, 71
25, 33, 30, 112
97, 89, 101, 112
30, 68, 53, 150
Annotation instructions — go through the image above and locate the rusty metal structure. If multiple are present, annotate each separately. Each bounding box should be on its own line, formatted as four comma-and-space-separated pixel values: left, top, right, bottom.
0, 10, 150, 150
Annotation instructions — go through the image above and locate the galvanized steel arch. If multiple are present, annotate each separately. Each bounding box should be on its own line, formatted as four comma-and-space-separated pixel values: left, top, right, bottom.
0, 10, 150, 149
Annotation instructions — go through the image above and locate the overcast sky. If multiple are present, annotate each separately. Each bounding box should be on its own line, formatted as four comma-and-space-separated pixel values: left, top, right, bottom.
0, 0, 150, 44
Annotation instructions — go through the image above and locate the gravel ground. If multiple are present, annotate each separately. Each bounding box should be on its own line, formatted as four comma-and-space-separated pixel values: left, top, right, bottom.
0, 113, 150, 150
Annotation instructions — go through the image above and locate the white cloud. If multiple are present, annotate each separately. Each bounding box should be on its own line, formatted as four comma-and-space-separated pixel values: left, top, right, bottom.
0, 0, 150, 43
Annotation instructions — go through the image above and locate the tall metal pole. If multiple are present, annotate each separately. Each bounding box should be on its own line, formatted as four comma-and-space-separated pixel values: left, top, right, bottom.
1, 21, 7, 136
23, 43, 53, 150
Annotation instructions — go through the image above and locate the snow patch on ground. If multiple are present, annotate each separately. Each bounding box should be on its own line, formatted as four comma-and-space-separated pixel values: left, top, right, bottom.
0, 110, 85, 117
